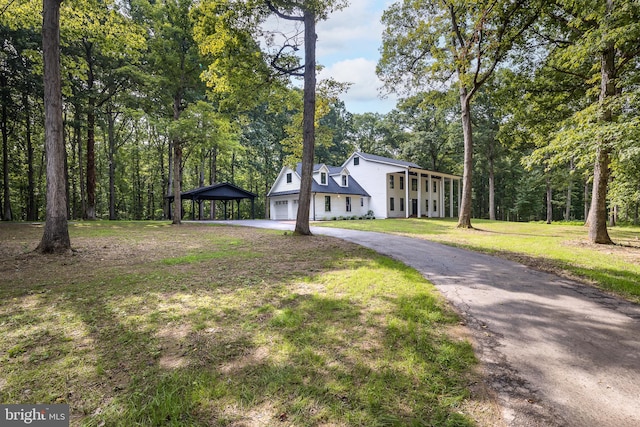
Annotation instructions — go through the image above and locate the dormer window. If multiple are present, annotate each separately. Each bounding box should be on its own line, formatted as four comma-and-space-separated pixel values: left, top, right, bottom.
286, 173, 292, 183
320, 172, 327, 185
341, 175, 348, 187
353, 156, 359, 166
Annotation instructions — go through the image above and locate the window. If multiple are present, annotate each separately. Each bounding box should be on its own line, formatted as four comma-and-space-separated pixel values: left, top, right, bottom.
286, 173, 292, 183
321, 172, 327, 185
400, 198, 405, 211
399, 176, 404, 190
346, 197, 351, 212
433, 181, 438, 193
325, 196, 331, 211
412, 178, 417, 191
390, 197, 395, 211
360, 197, 364, 207
389, 175, 394, 189
353, 156, 359, 166
433, 199, 437, 212
342, 175, 347, 186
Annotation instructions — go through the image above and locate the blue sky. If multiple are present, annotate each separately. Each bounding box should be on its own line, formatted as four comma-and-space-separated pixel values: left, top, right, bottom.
315, 0, 397, 115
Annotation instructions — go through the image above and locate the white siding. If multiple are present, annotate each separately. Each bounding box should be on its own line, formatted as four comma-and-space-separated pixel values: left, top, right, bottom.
310, 193, 369, 220
270, 167, 301, 195
344, 156, 405, 219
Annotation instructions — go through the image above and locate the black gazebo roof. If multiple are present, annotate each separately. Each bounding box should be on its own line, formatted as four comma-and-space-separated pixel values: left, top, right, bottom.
167, 182, 257, 202
167, 183, 257, 220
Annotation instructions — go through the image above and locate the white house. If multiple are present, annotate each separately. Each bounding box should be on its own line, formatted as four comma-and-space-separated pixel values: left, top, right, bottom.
267, 152, 462, 221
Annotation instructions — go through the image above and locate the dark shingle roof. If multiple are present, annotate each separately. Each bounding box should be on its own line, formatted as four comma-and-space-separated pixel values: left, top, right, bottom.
270, 163, 370, 197
354, 152, 421, 169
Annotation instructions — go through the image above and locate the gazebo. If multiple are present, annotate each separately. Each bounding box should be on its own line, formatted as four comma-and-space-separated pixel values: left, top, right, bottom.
167, 182, 257, 220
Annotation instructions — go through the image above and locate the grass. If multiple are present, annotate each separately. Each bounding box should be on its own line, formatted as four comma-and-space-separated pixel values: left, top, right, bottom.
0, 221, 484, 426
315, 218, 640, 302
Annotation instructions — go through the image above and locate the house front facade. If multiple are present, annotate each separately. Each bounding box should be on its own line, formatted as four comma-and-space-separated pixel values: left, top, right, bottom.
267, 152, 461, 221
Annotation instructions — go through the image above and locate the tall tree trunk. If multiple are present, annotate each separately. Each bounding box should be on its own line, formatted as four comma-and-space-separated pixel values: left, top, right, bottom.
565, 160, 573, 221
38, 0, 70, 253
294, 7, 316, 236
546, 174, 552, 224
86, 95, 96, 219
210, 147, 217, 219
107, 107, 117, 220
457, 90, 473, 228
587, 9, 615, 244
488, 144, 495, 221
1, 73, 12, 221
171, 94, 183, 225
24, 92, 36, 221
584, 180, 590, 221
165, 139, 173, 219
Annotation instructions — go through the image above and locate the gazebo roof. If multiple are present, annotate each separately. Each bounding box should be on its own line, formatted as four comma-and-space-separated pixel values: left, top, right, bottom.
167, 182, 257, 201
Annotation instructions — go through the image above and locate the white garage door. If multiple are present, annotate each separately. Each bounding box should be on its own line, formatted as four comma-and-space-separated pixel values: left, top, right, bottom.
274, 200, 289, 220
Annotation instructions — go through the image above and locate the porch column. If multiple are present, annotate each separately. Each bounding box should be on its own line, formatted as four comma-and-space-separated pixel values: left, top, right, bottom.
449, 178, 454, 218
440, 178, 445, 218
427, 174, 432, 218
405, 169, 410, 218
417, 173, 423, 218
458, 178, 461, 217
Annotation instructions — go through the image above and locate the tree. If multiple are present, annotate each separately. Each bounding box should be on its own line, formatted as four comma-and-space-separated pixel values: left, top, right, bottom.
520, 0, 640, 242
378, 0, 540, 228
261, 0, 347, 235
38, 0, 70, 253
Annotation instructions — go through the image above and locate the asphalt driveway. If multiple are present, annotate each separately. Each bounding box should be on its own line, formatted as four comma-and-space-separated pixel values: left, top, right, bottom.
210, 220, 640, 427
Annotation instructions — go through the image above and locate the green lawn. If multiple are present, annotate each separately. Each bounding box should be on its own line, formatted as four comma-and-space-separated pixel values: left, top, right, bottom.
315, 218, 640, 302
0, 222, 483, 426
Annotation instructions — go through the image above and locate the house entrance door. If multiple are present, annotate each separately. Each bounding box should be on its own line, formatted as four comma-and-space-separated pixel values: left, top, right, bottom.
411, 199, 418, 216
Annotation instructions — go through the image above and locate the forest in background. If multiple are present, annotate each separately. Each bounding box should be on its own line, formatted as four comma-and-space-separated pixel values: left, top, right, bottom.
1, 0, 639, 225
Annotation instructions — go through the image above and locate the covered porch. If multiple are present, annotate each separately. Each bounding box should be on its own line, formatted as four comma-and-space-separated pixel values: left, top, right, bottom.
388, 169, 462, 219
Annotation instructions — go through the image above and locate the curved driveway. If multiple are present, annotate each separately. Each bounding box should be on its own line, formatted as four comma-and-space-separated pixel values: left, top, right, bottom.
215, 220, 640, 427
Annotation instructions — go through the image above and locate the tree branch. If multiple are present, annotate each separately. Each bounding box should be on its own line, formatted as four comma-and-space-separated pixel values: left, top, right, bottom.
265, 0, 304, 22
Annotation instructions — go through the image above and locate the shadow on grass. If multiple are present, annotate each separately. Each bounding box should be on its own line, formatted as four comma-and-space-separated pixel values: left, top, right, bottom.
0, 225, 477, 426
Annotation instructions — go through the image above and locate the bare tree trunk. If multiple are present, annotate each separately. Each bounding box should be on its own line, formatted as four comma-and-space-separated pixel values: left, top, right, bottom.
584, 180, 590, 222
86, 93, 96, 219
38, 0, 70, 253
457, 90, 473, 228
84, 40, 97, 220
488, 149, 495, 221
565, 160, 573, 221
171, 94, 183, 225
209, 147, 217, 219
1, 73, 12, 221
546, 174, 552, 224
24, 92, 37, 221
165, 139, 173, 219
294, 8, 316, 236
587, 11, 615, 244
107, 107, 117, 220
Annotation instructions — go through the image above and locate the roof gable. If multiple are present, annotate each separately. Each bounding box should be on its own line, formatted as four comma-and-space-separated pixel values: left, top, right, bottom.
346, 152, 422, 169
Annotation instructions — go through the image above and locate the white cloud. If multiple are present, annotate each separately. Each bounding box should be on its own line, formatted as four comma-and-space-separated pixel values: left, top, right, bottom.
314, 0, 397, 113
318, 57, 397, 114
259, 0, 397, 114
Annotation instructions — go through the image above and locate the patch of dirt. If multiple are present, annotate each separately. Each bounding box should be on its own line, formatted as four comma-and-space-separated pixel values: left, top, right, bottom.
447, 324, 507, 427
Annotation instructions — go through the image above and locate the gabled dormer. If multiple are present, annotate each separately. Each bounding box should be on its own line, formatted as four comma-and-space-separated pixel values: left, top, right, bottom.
314, 164, 330, 186
338, 168, 350, 187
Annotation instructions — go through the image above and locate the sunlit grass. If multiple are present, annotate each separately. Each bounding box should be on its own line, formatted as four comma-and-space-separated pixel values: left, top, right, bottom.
0, 222, 479, 426
316, 218, 640, 301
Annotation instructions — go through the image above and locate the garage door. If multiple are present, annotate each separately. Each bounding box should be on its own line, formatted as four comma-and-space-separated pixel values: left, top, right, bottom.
274, 200, 289, 220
